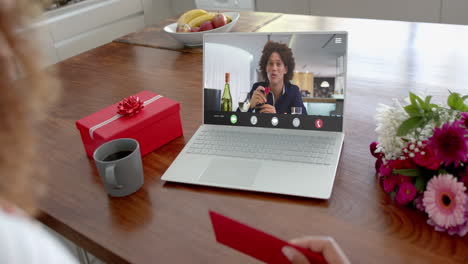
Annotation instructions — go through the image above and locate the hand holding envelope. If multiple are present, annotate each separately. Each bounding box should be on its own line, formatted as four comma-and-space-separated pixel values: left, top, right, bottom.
282, 237, 351, 264
209, 211, 350, 264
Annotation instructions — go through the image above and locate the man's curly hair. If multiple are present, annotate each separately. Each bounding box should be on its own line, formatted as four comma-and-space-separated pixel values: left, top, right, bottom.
259, 41, 295, 84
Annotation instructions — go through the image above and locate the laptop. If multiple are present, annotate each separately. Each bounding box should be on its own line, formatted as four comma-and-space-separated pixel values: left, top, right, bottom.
161, 32, 347, 199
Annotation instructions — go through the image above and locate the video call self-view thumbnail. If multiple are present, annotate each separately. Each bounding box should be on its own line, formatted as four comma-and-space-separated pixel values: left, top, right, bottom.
203, 32, 347, 131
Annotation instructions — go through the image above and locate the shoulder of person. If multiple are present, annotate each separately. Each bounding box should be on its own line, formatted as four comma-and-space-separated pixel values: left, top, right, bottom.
287, 82, 301, 94
0, 211, 78, 264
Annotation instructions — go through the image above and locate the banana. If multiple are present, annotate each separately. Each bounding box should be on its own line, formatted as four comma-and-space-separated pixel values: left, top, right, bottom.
177, 9, 207, 27
187, 13, 216, 28
226, 14, 232, 23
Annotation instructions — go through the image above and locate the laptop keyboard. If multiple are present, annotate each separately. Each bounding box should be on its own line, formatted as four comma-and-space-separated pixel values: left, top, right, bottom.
186, 129, 336, 165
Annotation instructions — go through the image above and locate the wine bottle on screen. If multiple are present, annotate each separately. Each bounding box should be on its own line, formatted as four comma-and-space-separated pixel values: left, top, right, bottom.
221, 73, 232, 112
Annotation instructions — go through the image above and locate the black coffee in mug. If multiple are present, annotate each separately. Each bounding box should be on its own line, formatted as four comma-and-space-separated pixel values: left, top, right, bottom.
103, 150, 132, 161
93, 138, 143, 197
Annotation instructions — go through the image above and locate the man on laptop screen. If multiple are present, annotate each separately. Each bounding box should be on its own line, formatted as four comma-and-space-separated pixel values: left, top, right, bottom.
243, 40, 308, 116
162, 32, 347, 199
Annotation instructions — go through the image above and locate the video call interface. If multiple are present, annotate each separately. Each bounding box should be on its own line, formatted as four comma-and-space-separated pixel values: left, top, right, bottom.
203, 32, 347, 131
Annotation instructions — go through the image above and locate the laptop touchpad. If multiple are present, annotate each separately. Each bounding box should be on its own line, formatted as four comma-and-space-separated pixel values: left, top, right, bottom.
199, 158, 260, 187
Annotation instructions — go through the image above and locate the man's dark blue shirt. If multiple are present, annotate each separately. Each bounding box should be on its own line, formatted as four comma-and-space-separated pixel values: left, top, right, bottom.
247, 81, 307, 115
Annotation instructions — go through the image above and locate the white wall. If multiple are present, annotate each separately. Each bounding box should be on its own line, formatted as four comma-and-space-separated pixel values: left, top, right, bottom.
204, 43, 253, 110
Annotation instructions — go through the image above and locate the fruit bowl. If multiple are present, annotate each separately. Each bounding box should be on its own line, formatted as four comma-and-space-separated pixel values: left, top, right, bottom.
163, 12, 239, 47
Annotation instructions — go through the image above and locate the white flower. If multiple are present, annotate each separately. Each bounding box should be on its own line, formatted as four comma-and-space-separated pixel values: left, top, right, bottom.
374, 101, 408, 160
374, 95, 460, 161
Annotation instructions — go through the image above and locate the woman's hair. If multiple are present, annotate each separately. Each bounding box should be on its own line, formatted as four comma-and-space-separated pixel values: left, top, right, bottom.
258, 41, 295, 83
0, 0, 60, 215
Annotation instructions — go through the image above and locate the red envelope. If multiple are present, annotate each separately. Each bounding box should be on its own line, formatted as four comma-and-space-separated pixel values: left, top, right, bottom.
209, 211, 327, 264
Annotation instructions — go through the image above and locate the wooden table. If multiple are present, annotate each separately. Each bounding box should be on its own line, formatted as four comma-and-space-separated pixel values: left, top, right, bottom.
38, 12, 468, 264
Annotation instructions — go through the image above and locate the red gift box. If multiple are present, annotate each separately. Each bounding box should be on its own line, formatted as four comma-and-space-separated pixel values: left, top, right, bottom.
76, 91, 183, 157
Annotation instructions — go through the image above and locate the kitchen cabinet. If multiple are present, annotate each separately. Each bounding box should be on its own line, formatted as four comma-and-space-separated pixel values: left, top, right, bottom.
307, 0, 440, 23
21, 22, 60, 66
37, 0, 146, 65
48, 0, 144, 61
168, 0, 463, 25
171, 0, 255, 15
256, 0, 468, 25
196, 0, 255, 11
256, 0, 310, 15
142, 0, 172, 26
257, 0, 468, 25
36, 0, 468, 66
441, 0, 468, 25
171, 0, 196, 15
256, 0, 440, 23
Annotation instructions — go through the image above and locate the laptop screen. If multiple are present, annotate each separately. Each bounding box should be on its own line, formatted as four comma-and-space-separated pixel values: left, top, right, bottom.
203, 32, 347, 131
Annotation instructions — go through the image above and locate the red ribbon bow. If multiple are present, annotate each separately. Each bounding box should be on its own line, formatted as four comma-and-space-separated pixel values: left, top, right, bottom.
117, 96, 144, 116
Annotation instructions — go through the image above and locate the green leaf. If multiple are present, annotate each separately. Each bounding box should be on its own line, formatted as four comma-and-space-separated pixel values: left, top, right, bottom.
429, 104, 438, 110
415, 175, 427, 192
455, 99, 465, 109
393, 168, 424, 177
415, 96, 425, 108
447, 92, 468, 111
424, 95, 432, 105
434, 111, 441, 127
404, 105, 421, 117
456, 94, 468, 111
409, 92, 418, 106
422, 96, 432, 111
397, 116, 424, 137
448, 93, 459, 109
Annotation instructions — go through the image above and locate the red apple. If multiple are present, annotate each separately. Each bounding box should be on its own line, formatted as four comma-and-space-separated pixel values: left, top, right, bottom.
191, 27, 200, 32
200, 21, 214, 31
212, 13, 227, 28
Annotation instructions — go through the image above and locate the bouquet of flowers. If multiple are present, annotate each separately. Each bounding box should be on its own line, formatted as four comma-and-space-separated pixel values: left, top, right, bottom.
370, 92, 468, 236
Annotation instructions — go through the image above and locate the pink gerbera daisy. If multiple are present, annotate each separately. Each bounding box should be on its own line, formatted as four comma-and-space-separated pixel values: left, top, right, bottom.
423, 174, 467, 228
428, 121, 468, 167
427, 202, 468, 236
